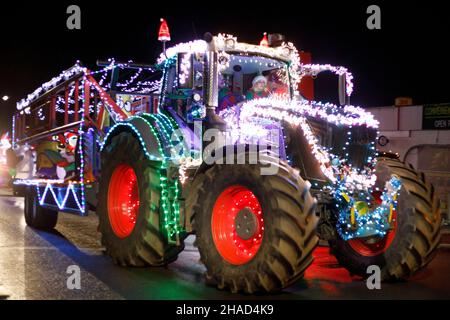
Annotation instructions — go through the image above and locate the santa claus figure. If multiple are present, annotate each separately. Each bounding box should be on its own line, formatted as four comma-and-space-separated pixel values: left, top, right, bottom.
56, 132, 78, 180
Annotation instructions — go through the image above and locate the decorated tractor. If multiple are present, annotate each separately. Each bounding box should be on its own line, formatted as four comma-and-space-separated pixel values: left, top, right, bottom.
11, 22, 441, 293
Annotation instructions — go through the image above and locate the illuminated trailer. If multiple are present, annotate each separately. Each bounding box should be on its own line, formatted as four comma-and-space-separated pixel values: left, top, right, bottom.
12, 61, 160, 216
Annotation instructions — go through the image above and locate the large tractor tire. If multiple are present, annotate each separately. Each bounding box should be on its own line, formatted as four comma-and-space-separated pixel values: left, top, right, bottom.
330, 157, 442, 280
97, 132, 183, 267
24, 188, 58, 230
192, 155, 318, 293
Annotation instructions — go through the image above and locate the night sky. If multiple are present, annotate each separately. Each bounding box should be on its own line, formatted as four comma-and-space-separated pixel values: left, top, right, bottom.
0, 1, 449, 132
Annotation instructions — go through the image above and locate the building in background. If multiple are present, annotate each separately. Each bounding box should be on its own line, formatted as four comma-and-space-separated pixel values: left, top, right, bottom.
367, 101, 450, 223
0, 133, 12, 187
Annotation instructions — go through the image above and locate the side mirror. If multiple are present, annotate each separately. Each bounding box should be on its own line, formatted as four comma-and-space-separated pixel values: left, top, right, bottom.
338, 73, 347, 106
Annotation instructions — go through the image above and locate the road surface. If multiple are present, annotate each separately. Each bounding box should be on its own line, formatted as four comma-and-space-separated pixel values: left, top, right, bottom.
0, 191, 449, 300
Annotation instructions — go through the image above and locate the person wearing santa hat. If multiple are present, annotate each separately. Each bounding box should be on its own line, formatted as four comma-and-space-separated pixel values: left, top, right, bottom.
268, 70, 289, 97
245, 75, 270, 100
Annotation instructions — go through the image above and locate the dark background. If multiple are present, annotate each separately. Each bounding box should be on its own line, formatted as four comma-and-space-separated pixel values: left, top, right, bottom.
0, 1, 449, 131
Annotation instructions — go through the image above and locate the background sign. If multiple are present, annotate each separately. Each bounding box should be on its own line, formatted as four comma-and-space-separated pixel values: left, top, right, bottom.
422, 103, 450, 130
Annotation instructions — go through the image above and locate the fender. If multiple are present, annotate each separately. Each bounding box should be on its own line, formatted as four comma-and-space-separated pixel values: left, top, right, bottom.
101, 116, 165, 161
284, 123, 328, 184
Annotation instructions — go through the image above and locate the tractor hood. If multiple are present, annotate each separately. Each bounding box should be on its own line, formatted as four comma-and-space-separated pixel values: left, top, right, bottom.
221, 97, 379, 187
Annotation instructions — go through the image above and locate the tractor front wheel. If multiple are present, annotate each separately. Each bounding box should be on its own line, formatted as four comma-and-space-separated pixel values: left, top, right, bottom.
330, 157, 442, 280
192, 156, 318, 293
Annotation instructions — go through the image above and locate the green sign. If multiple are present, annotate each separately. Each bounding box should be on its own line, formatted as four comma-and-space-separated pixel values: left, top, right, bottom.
422, 103, 450, 130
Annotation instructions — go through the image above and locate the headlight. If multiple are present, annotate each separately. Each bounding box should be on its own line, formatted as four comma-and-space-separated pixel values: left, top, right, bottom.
225, 38, 235, 49
193, 93, 202, 102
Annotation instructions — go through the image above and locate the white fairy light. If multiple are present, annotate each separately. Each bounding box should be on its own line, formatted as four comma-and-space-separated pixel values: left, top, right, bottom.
17, 64, 86, 111
300, 64, 355, 96
178, 53, 192, 85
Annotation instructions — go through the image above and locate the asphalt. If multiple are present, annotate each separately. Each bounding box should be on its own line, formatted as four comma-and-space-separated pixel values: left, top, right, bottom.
0, 190, 449, 300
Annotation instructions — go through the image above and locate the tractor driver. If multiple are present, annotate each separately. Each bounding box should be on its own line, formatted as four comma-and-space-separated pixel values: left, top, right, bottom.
268, 70, 289, 97
245, 75, 270, 100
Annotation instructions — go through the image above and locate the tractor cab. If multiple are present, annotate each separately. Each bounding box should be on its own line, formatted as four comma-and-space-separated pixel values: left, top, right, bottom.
217, 54, 291, 109
158, 34, 299, 124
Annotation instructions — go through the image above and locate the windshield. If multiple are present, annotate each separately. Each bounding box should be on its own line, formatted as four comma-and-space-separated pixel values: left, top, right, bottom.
218, 55, 290, 111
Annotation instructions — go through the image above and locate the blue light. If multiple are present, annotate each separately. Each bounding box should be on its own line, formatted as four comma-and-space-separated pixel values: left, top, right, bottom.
335, 175, 402, 240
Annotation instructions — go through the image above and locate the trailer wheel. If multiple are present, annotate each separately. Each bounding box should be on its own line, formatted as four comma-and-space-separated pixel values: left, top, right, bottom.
330, 158, 442, 280
97, 132, 183, 267
24, 188, 58, 230
192, 155, 318, 293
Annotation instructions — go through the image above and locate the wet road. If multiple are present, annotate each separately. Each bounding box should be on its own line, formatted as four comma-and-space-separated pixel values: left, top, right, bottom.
1, 191, 449, 300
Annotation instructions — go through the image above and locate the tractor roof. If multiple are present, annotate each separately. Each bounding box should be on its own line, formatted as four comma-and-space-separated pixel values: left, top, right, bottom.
157, 34, 300, 65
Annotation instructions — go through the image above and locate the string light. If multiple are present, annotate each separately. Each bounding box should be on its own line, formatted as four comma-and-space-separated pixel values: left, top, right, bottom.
336, 175, 402, 240
15, 179, 84, 212
17, 64, 85, 110
179, 53, 192, 85
78, 99, 87, 214
220, 92, 394, 240
221, 95, 378, 185
300, 64, 355, 96
238, 96, 378, 128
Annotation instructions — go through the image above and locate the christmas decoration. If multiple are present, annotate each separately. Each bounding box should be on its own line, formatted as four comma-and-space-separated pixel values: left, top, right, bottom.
11, 26, 443, 295
0, 133, 12, 186
158, 18, 171, 42
259, 32, 269, 47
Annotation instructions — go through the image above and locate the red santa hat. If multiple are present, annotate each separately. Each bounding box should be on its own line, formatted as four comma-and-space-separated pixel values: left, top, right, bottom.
158, 18, 171, 42
260, 32, 269, 47
252, 75, 267, 86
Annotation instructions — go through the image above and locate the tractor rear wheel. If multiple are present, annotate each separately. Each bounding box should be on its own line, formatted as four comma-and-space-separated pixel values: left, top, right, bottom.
24, 188, 58, 230
97, 132, 183, 267
192, 155, 318, 293
330, 157, 442, 280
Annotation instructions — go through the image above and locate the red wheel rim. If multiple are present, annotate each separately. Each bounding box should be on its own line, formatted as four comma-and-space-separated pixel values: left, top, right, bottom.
211, 185, 264, 265
348, 192, 397, 257
108, 164, 140, 238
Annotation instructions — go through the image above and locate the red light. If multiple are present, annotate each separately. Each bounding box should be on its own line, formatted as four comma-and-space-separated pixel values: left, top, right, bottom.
260, 32, 269, 47
158, 18, 171, 42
